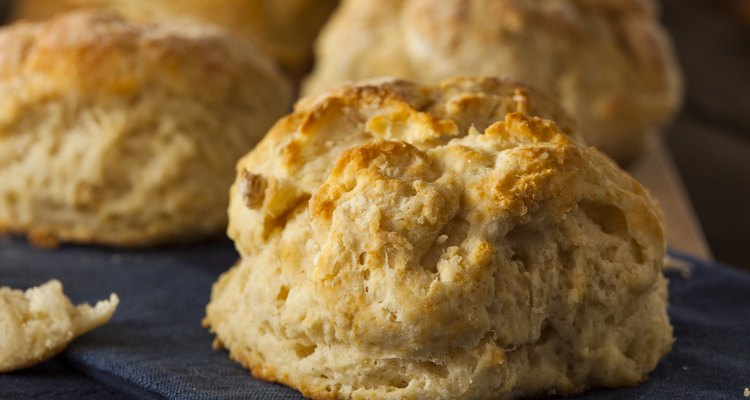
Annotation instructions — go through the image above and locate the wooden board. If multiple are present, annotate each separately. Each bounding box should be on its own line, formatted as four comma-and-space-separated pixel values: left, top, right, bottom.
630, 134, 712, 260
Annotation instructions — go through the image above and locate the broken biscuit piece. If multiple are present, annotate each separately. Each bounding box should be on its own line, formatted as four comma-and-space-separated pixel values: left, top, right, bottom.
0, 279, 119, 372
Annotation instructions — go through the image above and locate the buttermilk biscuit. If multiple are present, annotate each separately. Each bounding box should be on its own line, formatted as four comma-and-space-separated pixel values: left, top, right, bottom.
303, 0, 683, 162
0, 280, 118, 373
0, 10, 291, 247
204, 77, 672, 399
12, 0, 339, 74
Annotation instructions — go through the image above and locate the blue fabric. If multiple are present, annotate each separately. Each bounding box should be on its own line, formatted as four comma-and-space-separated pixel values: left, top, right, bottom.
1, 236, 748, 399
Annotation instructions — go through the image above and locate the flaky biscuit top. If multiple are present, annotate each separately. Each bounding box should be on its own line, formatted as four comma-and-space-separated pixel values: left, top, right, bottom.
0, 9, 285, 97
226, 76, 664, 350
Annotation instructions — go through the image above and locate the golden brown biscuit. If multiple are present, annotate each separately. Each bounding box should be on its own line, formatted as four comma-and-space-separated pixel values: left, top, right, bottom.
0, 280, 118, 373
304, 0, 683, 162
204, 76, 672, 399
12, 0, 339, 74
0, 10, 291, 247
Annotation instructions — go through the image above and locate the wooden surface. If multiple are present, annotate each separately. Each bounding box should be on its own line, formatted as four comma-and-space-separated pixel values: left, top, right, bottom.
630, 136, 712, 259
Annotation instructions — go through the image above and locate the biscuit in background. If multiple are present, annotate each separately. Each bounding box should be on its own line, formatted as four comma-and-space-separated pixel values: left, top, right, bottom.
304, 0, 683, 163
0, 10, 292, 247
11, 0, 339, 75
0, 280, 118, 373
205, 76, 672, 399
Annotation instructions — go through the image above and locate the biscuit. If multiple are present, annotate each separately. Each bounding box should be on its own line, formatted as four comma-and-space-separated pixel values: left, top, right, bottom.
303, 0, 683, 162
0, 280, 118, 373
12, 0, 339, 74
0, 10, 292, 247
204, 76, 672, 399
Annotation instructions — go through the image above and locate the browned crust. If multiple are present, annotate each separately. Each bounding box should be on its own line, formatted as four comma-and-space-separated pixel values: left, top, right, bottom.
0, 9, 286, 96
0, 9, 291, 248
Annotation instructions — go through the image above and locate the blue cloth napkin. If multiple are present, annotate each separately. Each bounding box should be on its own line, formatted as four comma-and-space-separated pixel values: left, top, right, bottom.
1, 236, 748, 399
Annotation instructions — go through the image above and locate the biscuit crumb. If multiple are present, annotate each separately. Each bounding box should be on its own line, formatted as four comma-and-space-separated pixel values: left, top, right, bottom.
663, 255, 693, 278
743, 387, 749, 398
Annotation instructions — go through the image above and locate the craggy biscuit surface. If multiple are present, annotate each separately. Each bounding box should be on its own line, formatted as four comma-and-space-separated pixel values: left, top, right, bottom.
304, 0, 682, 162
0, 10, 291, 246
205, 77, 672, 399
0, 280, 118, 373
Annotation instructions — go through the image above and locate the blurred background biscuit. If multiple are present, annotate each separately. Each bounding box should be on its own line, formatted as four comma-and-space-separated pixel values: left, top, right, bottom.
10, 0, 339, 76
0, 9, 292, 246
304, 0, 683, 163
